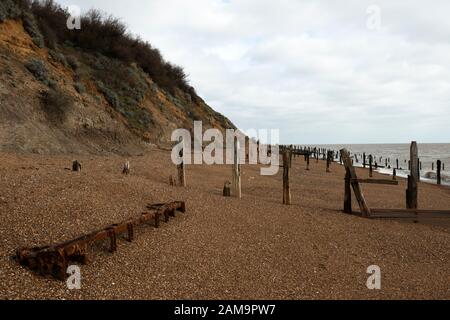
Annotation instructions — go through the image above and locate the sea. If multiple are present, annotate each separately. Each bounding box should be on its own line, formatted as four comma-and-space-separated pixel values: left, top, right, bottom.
302, 143, 450, 186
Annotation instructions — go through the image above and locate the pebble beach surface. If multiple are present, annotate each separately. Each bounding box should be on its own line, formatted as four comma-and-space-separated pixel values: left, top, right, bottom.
0, 148, 449, 299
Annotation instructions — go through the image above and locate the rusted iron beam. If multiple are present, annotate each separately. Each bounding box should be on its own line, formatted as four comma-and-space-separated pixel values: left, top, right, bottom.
15, 201, 186, 280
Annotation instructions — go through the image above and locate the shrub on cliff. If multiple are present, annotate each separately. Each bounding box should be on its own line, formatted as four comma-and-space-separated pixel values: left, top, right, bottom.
41, 86, 73, 123
26, 58, 49, 83
27, 1, 193, 96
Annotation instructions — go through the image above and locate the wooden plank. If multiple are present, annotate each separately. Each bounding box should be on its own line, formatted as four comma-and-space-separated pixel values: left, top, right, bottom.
340, 149, 371, 217
371, 208, 450, 215
352, 179, 399, 186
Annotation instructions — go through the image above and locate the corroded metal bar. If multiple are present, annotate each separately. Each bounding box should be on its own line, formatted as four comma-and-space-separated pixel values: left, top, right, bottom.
14, 201, 186, 280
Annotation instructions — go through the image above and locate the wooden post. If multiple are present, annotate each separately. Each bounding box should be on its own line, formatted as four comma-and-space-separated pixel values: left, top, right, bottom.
406, 141, 418, 209
340, 149, 371, 217
369, 155, 373, 178
177, 149, 186, 187
122, 161, 130, 175
418, 158, 421, 182
344, 170, 352, 214
326, 151, 331, 173
306, 153, 310, 170
393, 168, 397, 180
437, 160, 442, 185
223, 181, 231, 197
396, 159, 399, 170
72, 160, 82, 172
363, 153, 366, 168
232, 138, 242, 198
282, 150, 291, 205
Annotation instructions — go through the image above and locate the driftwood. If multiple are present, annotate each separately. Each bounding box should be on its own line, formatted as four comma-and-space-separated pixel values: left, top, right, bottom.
15, 201, 186, 280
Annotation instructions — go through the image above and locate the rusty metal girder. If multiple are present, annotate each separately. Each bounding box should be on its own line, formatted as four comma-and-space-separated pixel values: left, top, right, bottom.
14, 201, 186, 280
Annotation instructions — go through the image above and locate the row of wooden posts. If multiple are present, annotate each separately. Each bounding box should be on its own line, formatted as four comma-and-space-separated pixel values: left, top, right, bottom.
289, 146, 446, 186
170, 141, 446, 206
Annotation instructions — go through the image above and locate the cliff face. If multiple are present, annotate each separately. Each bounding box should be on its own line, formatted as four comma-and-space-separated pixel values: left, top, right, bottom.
0, 17, 234, 155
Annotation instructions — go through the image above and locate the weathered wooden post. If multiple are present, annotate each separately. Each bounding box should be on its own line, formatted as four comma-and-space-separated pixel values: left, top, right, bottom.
326, 151, 331, 173
232, 138, 242, 198
282, 149, 292, 205
369, 155, 373, 177
363, 153, 366, 168
418, 158, 421, 182
223, 181, 231, 197
344, 170, 352, 214
72, 160, 82, 172
393, 168, 397, 180
306, 153, 310, 170
340, 149, 371, 217
406, 141, 418, 209
396, 159, 399, 170
432, 162, 434, 171
177, 149, 186, 187
437, 160, 442, 185
122, 160, 130, 175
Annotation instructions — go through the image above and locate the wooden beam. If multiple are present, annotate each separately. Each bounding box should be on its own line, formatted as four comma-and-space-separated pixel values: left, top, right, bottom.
370, 208, 450, 219
371, 208, 450, 215
352, 179, 399, 186
340, 149, 371, 217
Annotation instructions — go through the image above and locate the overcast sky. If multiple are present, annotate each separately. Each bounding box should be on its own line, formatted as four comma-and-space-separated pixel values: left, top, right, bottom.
57, 0, 450, 144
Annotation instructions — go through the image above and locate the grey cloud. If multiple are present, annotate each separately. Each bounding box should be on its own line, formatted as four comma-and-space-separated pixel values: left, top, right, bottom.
57, 0, 450, 143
